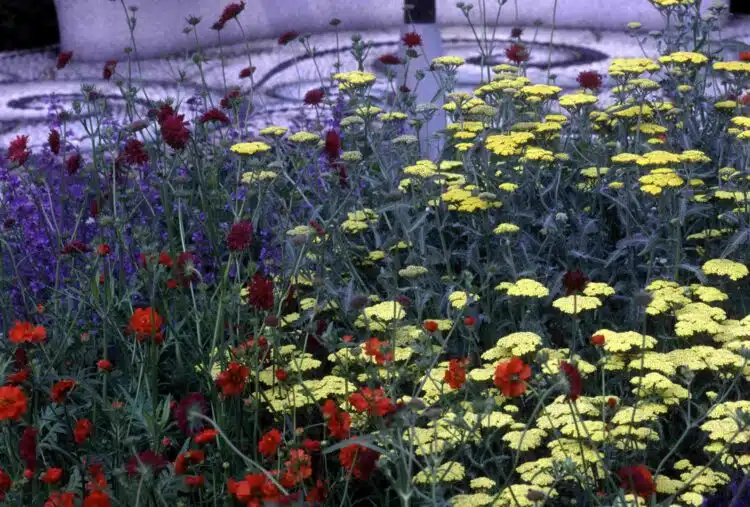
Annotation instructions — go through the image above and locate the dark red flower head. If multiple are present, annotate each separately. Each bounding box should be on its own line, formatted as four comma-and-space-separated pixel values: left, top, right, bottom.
278, 31, 299, 45
19, 427, 38, 471
505, 43, 529, 64
239, 66, 256, 78
156, 103, 176, 124
559, 361, 582, 401
339, 445, 379, 480
220, 88, 242, 109
401, 31, 423, 48
120, 138, 149, 166
562, 269, 588, 295
66, 153, 82, 175
378, 53, 403, 65
218, 1, 245, 25
7, 135, 31, 166
246, 273, 274, 311
61, 241, 91, 255
739, 51, 750, 62
226, 221, 253, 251
577, 70, 603, 90
174, 393, 209, 436
126, 451, 169, 477
303, 88, 325, 106
618, 465, 656, 498
199, 108, 230, 125
324, 130, 341, 160
511, 27, 524, 38
160, 114, 191, 150
56, 51, 73, 70
103, 60, 117, 80
48, 129, 60, 155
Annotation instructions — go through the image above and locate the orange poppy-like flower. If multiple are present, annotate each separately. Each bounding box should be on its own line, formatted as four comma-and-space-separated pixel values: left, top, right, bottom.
444, 358, 469, 389
174, 450, 205, 475
41, 468, 63, 484
50, 379, 76, 404
423, 320, 439, 333
493, 357, 531, 397
194, 429, 218, 445
74, 419, 93, 445
8, 321, 47, 344
128, 308, 164, 343
216, 361, 249, 397
0, 385, 28, 421
618, 464, 656, 498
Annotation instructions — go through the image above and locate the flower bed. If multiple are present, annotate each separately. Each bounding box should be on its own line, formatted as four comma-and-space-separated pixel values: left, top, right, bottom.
1, 1, 750, 506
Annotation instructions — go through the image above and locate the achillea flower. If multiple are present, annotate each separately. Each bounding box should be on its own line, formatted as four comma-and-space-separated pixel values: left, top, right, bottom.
444, 358, 468, 389
119, 138, 148, 165
160, 113, 190, 150
278, 31, 299, 45
303, 88, 325, 106
218, 1, 245, 24
559, 361, 582, 401
402, 31, 423, 47
505, 43, 529, 64
56, 51, 73, 69
339, 445, 379, 480
74, 419, 93, 445
0, 385, 28, 421
226, 221, 253, 251
7, 135, 31, 165
66, 153, 82, 175
576, 70, 603, 89
258, 429, 282, 457
103, 60, 116, 80
494, 357, 531, 397
9, 321, 46, 344
48, 129, 60, 154
126, 451, 168, 477
174, 392, 209, 436
321, 400, 351, 440
618, 465, 655, 498
199, 108, 230, 125
50, 379, 76, 403
128, 308, 164, 343
239, 66, 256, 78
216, 361, 249, 396
378, 53, 403, 65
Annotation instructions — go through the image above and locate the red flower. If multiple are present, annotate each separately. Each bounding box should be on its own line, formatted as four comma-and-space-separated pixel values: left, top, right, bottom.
303, 438, 321, 453
348, 387, 395, 417
174, 392, 209, 436
239, 66, 256, 78
511, 27, 524, 38
378, 53, 403, 65
83, 490, 111, 507
618, 464, 656, 498
246, 273, 274, 310
562, 269, 588, 295
278, 31, 299, 45
0, 468, 11, 501
321, 400, 351, 440
41, 468, 63, 484
463, 316, 475, 326
444, 359, 468, 389
66, 153, 82, 174
158, 251, 173, 268
119, 138, 149, 165
160, 113, 190, 150
227, 221, 253, 251
51, 379, 76, 403
49, 129, 61, 154
401, 31, 423, 47
19, 427, 37, 470
174, 450, 204, 475
559, 361, 582, 401
218, 1, 245, 24
220, 88, 242, 109
61, 241, 91, 255
493, 357, 531, 397
184, 475, 205, 488
7, 135, 31, 165
283, 449, 312, 485
228, 474, 281, 505
577, 70, 603, 89
128, 308, 164, 343
306, 479, 328, 504
74, 419, 93, 445
399, 85, 411, 93
7, 368, 29, 384
339, 444, 379, 480
364, 338, 392, 365
97, 244, 111, 256
275, 368, 288, 382
324, 129, 341, 160
216, 361, 249, 396
156, 104, 175, 124
505, 43, 529, 64
199, 108, 230, 125
103, 60, 116, 80
9, 321, 46, 344
97, 359, 113, 372
126, 450, 168, 477
195, 429, 218, 445
303, 88, 325, 106
56, 51, 73, 69
0, 386, 28, 421
739, 51, 750, 62
258, 429, 282, 457
591, 334, 605, 346
45, 491, 76, 507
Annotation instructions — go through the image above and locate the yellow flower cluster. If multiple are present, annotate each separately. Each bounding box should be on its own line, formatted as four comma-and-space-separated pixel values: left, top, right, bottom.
340, 208, 378, 234
230, 141, 272, 156
496, 279, 549, 298
702, 259, 749, 281
608, 58, 660, 76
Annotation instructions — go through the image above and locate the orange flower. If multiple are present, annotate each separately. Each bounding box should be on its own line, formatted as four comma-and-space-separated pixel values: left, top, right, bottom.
8, 321, 47, 344
591, 334, 605, 346
50, 379, 76, 404
740, 51, 750, 62
184, 475, 205, 488
493, 357, 531, 397
194, 429, 218, 445
423, 320, 439, 333
444, 359, 468, 389
258, 429, 282, 457
618, 464, 655, 498
41, 468, 63, 484
128, 308, 164, 343
0, 385, 28, 421
216, 361, 249, 397
74, 419, 93, 445
174, 450, 205, 475
363, 337, 392, 365
83, 490, 111, 507
45, 491, 76, 507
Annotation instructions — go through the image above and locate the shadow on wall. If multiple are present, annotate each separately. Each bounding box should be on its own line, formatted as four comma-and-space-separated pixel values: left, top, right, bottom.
0, 0, 59, 51
731, 0, 750, 14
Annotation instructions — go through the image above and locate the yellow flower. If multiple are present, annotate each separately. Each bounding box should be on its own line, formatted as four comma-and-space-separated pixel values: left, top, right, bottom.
231, 141, 272, 156
552, 295, 602, 314
288, 131, 321, 143
363, 301, 406, 322
432, 56, 465, 67
494, 223, 520, 235
558, 93, 598, 109
413, 462, 465, 485
608, 58, 660, 76
503, 429, 547, 451
449, 291, 479, 309
469, 477, 496, 491
332, 70, 377, 88
583, 282, 615, 297
259, 125, 289, 136
399, 265, 429, 278
658, 51, 708, 66
702, 259, 749, 281
520, 84, 562, 98
500, 279, 549, 298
